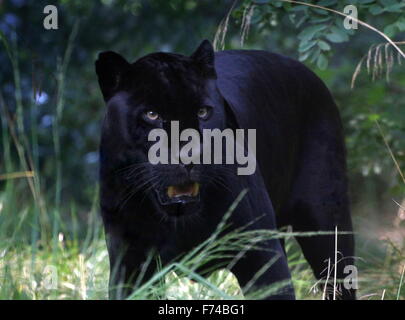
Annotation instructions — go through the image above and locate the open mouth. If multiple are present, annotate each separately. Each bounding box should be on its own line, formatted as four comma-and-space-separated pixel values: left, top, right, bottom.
156, 181, 200, 205
167, 182, 199, 198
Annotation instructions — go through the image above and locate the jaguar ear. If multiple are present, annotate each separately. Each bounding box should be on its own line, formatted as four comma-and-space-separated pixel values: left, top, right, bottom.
190, 40, 216, 78
95, 51, 131, 102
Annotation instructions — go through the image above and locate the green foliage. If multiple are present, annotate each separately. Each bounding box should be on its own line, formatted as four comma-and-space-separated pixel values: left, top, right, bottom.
228, 0, 405, 198
234, 0, 404, 69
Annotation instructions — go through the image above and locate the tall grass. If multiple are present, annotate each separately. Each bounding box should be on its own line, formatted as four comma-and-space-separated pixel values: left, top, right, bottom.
0, 27, 404, 300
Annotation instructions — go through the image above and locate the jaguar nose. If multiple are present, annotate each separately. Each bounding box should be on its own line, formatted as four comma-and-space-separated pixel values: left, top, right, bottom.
178, 163, 197, 181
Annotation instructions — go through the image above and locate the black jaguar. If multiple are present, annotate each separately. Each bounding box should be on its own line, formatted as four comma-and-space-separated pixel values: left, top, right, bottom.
95, 40, 355, 300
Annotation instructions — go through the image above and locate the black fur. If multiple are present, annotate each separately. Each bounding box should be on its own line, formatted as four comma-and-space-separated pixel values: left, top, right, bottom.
95, 40, 355, 300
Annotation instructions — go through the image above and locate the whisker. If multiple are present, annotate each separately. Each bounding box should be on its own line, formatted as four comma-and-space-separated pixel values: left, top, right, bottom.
118, 175, 160, 211
114, 162, 150, 174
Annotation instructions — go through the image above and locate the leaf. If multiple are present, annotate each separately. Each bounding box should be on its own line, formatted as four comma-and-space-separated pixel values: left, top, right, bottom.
358, 0, 374, 3
368, 114, 381, 122
295, 15, 308, 28
318, 40, 331, 51
310, 16, 332, 24
317, 0, 337, 6
325, 26, 349, 43
309, 47, 321, 63
288, 13, 296, 24
317, 53, 329, 70
379, 0, 397, 6
290, 5, 308, 12
396, 18, 405, 31
298, 40, 317, 52
311, 8, 329, 15
298, 24, 328, 42
369, 4, 385, 15
299, 51, 311, 62
325, 33, 342, 43
384, 24, 397, 37
254, 0, 270, 3
271, 1, 283, 7
385, 3, 405, 13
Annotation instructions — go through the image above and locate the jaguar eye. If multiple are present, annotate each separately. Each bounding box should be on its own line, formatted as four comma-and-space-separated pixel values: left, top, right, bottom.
197, 107, 209, 119
145, 110, 159, 121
